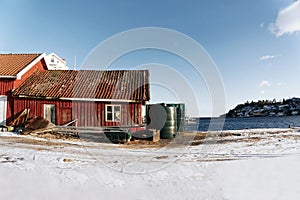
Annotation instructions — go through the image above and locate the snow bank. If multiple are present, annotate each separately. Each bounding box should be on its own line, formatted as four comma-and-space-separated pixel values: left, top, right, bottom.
214, 155, 300, 200
0, 128, 300, 199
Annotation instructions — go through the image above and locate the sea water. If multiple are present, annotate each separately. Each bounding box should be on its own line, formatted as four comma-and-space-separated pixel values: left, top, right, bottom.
186, 116, 300, 131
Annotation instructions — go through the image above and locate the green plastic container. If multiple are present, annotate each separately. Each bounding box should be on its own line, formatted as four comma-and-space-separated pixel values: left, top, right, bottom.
146, 103, 185, 139
175, 103, 185, 132
160, 105, 177, 139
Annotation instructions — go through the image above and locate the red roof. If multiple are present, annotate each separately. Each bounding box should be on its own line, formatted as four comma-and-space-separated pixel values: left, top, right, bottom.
0, 53, 42, 77
12, 70, 150, 101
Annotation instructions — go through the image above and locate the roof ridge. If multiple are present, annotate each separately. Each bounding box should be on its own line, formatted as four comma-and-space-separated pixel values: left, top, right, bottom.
0, 53, 42, 55
76, 69, 148, 71
37, 69, 148, 72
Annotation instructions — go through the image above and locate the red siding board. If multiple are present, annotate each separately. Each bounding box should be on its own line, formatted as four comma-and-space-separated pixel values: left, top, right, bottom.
101, 103, 104, 126
11, 69, 148, 126
0, 58, 47, 123
13, 59, 47, 88
14, 98, 144, 127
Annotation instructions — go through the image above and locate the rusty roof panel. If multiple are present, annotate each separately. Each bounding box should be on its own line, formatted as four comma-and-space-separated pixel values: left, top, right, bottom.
12, 70, 150, 101
0, 53, 42, 76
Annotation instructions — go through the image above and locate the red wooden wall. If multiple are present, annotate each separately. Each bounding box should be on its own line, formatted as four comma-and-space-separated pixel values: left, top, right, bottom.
14, 59, 47, 88
14, 98, 143, 127
0, 79, 14, 122
0, 79, 14, 95
0, 59, 47, 123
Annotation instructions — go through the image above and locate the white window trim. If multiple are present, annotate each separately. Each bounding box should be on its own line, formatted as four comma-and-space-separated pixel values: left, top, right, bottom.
105, 105, 121, 122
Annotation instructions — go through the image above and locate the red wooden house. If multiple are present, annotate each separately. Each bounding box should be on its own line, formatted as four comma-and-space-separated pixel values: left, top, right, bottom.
0, 53, 47, 124
12, 69, 150, 127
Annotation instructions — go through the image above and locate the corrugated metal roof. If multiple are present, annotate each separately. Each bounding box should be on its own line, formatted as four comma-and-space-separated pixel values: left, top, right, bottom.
12, 70, 150, 101
0, 53, 42, 76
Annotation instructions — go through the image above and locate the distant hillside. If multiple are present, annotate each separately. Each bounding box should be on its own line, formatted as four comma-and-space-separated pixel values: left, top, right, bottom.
225, 97, 300, 118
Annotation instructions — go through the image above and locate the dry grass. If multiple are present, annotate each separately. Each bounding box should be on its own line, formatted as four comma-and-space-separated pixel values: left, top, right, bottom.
0, 135, 80, 148
2, 129, 299, 150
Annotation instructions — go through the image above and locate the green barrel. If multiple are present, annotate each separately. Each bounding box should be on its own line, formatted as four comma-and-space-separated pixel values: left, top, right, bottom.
145, 103, 185, 139
145, 104, 167, 130
175, 103, 185, 132
160, 104, 177, 139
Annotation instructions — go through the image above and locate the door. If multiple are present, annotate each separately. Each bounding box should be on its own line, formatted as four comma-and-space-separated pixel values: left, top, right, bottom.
60, 108, 72, 125
44, 104, 56, 124
0, 96, 7, 125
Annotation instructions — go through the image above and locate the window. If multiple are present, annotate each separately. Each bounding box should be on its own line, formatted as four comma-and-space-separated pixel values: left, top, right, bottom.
105, 105, 121, 122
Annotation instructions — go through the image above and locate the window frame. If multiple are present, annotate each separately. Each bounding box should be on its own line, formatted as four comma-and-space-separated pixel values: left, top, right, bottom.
105, 104, 121, 122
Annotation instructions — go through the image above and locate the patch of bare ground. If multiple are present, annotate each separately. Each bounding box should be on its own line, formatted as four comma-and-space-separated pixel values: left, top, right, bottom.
198, 158, 237, 162
0, 131, 259, 149
123, 132, 208, 148
276, 134, 300, 140
62, 158, 73, 162
1, 128, 298, 150
174, 132, 262, 146
155, 155, 169, 159
23, 131, 80, 141
125, 130, 279, 148
189, 137, 262, 146
123, 139, 173, 148
0, 135, 80, 148
0, 154, 24, 163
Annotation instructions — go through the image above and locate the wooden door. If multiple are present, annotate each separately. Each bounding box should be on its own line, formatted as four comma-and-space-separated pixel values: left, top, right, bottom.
44, 104, 56, 124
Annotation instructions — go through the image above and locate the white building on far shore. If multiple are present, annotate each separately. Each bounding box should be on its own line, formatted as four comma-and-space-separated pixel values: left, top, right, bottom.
44, 53, 68, 70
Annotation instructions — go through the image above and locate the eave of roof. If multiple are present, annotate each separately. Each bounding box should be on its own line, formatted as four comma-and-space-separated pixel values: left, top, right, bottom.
0, 75, 17, 78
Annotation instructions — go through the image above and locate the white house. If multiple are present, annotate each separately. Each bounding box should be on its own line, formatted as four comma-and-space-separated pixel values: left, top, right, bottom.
44, 53, 68, 70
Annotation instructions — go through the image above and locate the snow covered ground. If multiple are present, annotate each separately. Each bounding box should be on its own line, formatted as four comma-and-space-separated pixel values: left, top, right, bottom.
1, 128, 300, 200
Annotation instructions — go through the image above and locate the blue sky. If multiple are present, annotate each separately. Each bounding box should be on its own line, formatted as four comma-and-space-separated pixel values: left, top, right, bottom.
1, 0, 300, 116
